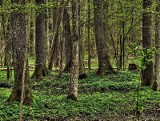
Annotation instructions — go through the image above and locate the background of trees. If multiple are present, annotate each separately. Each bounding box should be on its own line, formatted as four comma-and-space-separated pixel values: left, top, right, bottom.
0, 0, 160, 105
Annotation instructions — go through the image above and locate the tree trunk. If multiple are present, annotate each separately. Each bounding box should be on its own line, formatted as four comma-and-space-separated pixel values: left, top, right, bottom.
87, 0, 91, 72
68, 0, 79, 101
48, 1, 63, 71
4, 17, 11, 80
93, 0, 114, 76
32, 0, 48, 80
79, 1, 86, 79
0, 0, 4, 67
59, 25, 64, 77
153, 0, 160, 90
141, 0, 153, 86
1, 0, 12, 79
29, 0, 35, 56
79, 27, 86, 79
7, 0, 32, 105
63, 8, 72, 73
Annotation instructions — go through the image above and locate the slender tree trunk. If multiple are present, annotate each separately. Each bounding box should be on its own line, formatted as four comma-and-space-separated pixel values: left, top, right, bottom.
59, 24, 64, 77
153, 0, 160, 90
141, 0, 153, 86
87, 0, 91, 72
79, 27, 86, 79
1, 0, 12, 79
93, 0, 114, 76
119, 34, 123, 70
32, 0, 48, 80
122, 21, 125, 70
119, 21, 125, 70
79, 1, 86, 79
68, 0, 79, 101
7, 0, 32, 105
29, 0, 35, 56
48, 1, 63, 71
0, 0, 4, 67
4, 17, 11, 80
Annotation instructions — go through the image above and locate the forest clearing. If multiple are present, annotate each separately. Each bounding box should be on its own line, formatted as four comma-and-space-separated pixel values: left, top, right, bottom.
0, 0, 160, 120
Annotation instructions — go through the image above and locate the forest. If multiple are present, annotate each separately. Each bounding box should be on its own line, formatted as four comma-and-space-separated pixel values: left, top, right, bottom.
0, 0, 160, 120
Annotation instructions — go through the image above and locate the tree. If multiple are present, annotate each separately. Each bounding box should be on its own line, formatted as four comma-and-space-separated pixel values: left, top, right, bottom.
93, 0, 114, 76
67, 0, 79, 101
153, 0, 160, 90
87, 0, 91, 72
63, 7, 72, 72
28, 0, 35, 56
7, 0, 32, 105
32, 0, 48, 79
0, 0, 11, 79
78, 1, 86, 79
141, 0, 153, 86
48, 0, 64, 71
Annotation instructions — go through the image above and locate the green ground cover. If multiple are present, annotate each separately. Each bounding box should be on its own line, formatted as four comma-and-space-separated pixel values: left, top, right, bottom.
0, 71, 160, 120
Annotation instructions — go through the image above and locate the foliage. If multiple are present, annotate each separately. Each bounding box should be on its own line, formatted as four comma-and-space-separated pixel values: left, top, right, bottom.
0, 71, 160, 120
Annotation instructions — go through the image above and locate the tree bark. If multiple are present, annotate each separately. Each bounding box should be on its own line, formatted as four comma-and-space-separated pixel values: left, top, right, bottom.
87, 0, 91, 72
153, 0, 160, 90
63, 7, 72, 73
141, 0, 153, 86
93, 0, 114, 76
32, 0, 48, 80
67, 0, 79, 101
29, 0, 35, 56
79, 27, 86, 79
0, 1, 12, 79
7, 0, 32, 105
48, 1, 63, 71
78, 1, 86, 79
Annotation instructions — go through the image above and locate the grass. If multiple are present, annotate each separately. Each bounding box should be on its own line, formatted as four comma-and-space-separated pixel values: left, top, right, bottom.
0, 70, 160, 120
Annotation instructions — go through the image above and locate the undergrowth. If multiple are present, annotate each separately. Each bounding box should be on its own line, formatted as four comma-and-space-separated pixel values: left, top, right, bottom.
0, 71, 160, 120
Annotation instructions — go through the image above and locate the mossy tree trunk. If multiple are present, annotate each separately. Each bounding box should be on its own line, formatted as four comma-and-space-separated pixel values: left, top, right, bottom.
153, 0, 160, 90
78, 2, 86, 79
68, 0, 79, 101
32, 0, 48, 80
141, 0, 153, 86
87, 0, 91, 72
93, 0, 114, 76
63, 7, 72, 73
7, 0, 32, 105
28, 0, 35, 56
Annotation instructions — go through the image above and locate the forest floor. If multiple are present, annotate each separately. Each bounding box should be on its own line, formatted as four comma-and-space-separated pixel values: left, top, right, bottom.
0, 70, 160, 121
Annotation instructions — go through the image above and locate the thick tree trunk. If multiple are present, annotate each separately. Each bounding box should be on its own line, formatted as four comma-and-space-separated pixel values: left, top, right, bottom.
63, 8, 72, 73
32, 0, 48, 80
68, 0, 79, 101
153, 0, 160, 90
7, 0, 32, 105
93, 0, 114, 76
141, 0, 153, 86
